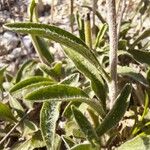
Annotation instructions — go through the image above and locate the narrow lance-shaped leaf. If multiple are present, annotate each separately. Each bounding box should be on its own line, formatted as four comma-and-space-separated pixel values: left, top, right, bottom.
72, 106, 100, 146
76, 11, 85, 41
29, 0, 36, 22
131, 28, 150, 47
82, 5, 106, 23
60, 73, 80, 87
10, 76, 53, 94
0, 66, 7, 89
63, 47, 107, 110
4, 22, 110, 81
128, 49, 150, 66
96, 84, 132, 136
71, 143, 98, 150
84, 13, 92, 48
94, 23, 108, 49
61, 135, 75, 149
40, 101, 60, 150
117, 66, 149, 87
39, 62, 62, 80
117, 134, 150, 150
0, 102, 17, 122
25, 84, 105, 117
29, 0, 53, 65
31, 35, 54, 65
15, 59, 36, 83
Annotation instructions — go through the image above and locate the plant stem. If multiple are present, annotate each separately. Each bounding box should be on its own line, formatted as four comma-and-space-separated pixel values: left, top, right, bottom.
106, 0, 118, 109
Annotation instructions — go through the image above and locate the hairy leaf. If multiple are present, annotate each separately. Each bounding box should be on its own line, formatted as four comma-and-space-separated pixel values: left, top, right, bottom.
25, 84, 105, 116
94, 23, 108, 49
72, 106, 99, 146
10, 76, 53, 94
96, 84, 132, 136
15, 59, 36, 83
62, 135, 75, 149
4, 22, 109, 81
31, 35, 54, 65
40, 101, 60, 149
0, 66, 7, 89
0, 102, 17, 122
71, 143, 98, 150
131, 28, 150, 47
128, 49, 150, 65
118, 66, 149, 87
60, 73, 80, 87
117, 134, 150, 150
39, 62, 62, 80
63, 47, 106, 110
13, 131, 45, 150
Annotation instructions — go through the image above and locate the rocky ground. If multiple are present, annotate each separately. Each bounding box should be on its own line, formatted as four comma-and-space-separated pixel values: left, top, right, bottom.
0, 0, 149, 75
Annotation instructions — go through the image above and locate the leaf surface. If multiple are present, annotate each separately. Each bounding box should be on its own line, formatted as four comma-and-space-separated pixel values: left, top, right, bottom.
25, 84, 105, 116
71, 143, 98, 150
118, 66, 149, 87
63, 47, 106, 109
117, 134, 150, 150
4, 22, 109, 81
0, 102, 17, 122
72, 106, 99, 146
40, 101, 60, 149
96, 84, 132, 136
10, 76, 53, 93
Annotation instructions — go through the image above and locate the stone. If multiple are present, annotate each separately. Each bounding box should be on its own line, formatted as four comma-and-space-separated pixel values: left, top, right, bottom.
22, 35, 33, 52
1, 31, 19, 51
11, 47, 22, 58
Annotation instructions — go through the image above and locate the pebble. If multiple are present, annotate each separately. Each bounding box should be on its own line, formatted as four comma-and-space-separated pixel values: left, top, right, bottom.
22, 35, 33, 51
11, 47, 22, 57
2, 31, 19, 51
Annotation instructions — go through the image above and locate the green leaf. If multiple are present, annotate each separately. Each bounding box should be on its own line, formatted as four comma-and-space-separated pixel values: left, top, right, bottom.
62, 101, 81, 119
0, 66, 7, 89
117, 134, 150, 150
15, 59, 36, 83
39, 62, 62, 80
10, 76, 53, 94
9, 95, 24, 114
40, 101, 60, 149
22, 120, 38, 137
4, 22, 109, 81
62, 135, 75, 149
71, 143, 98, 150
25, 84, 105, 117
0, 102, 17, 122
131, 28, 150, 47
4, 23, 92, 63
29, 0, 36, 22
96, 84, 132, 136
11, 81, 55, 99
31, 35, 54, 65
60, 73, 80, 87
63, 47, 106, 110
76, 11, 85, 41
82, 5, 105, 23
118, 66, 149, 87
128, 49, 150, 65
94, 23, 108, 49
13, 131, 45, 150
72, 106, 99, 146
